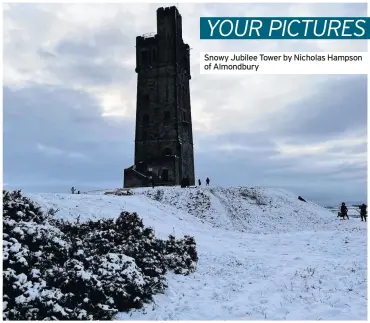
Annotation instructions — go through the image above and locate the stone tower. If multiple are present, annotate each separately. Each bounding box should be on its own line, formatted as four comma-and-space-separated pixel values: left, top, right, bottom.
124, 6, 195, 188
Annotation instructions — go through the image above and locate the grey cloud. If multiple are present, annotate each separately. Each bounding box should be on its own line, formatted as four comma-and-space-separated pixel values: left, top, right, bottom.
326, 142, 367, 155
268, 75, 367, 144
54, 28, 130, 58
3, 84, 135, 187
37, 49, 56, 59
50, 61, 133, 86
199, 131, 277, 151
194, 125, 366, 205
36, 27, 135, 86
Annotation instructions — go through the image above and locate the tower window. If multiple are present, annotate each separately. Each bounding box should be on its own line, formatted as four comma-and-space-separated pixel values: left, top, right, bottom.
143, 114, 149, 126
141, 50, 149, 65
164, 111, 170, 124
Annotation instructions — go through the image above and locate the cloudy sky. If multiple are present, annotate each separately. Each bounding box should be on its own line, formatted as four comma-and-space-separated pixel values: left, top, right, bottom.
3, 2, 367, 205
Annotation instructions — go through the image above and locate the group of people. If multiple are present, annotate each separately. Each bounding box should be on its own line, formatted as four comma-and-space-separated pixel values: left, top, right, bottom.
197, 177, 210, 187
71, 187, 81, 194
338, 202, 367, 222
150, 176, 212, 188
179, 177, 211, 188
179, 176, 211, 188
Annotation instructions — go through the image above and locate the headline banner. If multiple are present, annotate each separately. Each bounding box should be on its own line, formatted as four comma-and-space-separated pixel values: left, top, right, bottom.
199, 52, 368, 74
199, 17, 370, 39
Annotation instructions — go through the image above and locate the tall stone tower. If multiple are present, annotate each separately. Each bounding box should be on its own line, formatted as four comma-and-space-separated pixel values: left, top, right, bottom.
124, 6, 195, 188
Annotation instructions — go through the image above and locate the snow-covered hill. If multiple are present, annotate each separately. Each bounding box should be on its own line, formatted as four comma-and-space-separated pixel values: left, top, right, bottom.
27, 186, 367, 320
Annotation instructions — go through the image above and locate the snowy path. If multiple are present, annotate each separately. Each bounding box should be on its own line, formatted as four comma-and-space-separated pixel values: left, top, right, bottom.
27, 187, 367, 320
209, 188, 247, 231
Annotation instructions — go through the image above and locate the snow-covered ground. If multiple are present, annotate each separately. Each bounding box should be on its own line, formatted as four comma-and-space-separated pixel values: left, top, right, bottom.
27, 186, 367, 320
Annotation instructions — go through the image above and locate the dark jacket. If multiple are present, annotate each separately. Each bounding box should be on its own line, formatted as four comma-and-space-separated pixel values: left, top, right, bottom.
341, 205, 348, 215
359, 204, 367, 216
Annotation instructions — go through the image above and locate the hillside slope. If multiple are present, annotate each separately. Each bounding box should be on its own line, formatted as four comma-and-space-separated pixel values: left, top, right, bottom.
27, 186, 367, 320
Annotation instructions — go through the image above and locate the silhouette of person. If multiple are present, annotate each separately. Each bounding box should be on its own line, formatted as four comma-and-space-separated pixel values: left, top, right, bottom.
340, 202, 349, 220
71, 187, 76, 194
198, 179, 201, 186
359, 203, 367, 222
206, 177, 210, 186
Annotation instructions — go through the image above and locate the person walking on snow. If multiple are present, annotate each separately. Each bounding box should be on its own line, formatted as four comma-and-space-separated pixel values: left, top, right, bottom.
359, 203, 367, 222
198, 179, 201, 186
340, 202, 349, 220
206, 177, 210, 186
71, 186, 76, 194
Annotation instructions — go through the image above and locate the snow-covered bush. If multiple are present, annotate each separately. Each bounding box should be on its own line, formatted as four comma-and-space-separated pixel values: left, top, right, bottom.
145, 189, 211, 218
3, 190, 198, 320
240, 188, 267, 206
164, 235, 198, 275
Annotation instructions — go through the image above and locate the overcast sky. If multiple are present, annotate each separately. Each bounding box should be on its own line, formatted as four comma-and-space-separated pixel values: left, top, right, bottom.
3, 2, 367, 205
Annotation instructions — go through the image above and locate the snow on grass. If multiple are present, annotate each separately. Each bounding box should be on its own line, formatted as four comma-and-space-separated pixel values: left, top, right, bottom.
27, 186, 367, 320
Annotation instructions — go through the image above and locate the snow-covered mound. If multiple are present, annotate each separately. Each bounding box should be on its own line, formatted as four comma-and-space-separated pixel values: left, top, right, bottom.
49, 186, 358, 234
26, 186, 367, 320
137, 186, 342, 233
